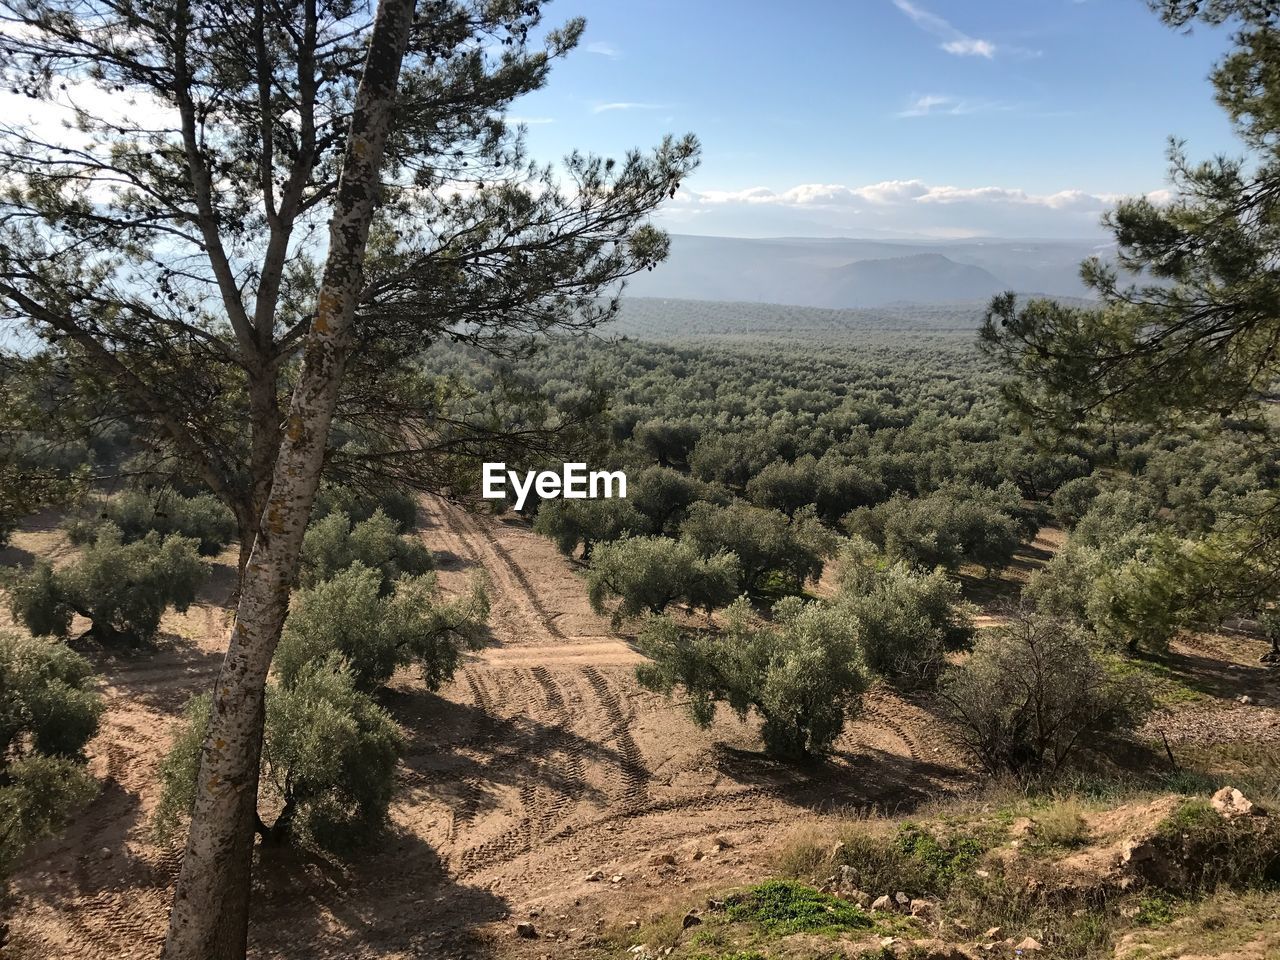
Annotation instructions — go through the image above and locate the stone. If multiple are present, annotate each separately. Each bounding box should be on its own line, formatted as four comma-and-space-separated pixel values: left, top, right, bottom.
838, 864, 858, 886
1015, 936, 1043, 951
1211, 786, 1257, 819
515, 922, 538, 939
1239, 695, 1254, 705
610, 874, 625, 884
910, 898, 935, 917
681, 912, 702, 929
585, 869, 605, 882
649, 852, 677, 866
706, 898, 726, 912
871, 894, 893, 912
848, 889, 872, 908
894, 891, 911, 907
983, 927, 1002, 940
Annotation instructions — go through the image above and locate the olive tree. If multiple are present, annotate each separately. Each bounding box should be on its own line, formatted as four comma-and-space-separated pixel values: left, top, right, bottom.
586, 535, 739, 623
637, 596, 868, 759
0, 633, 102, 878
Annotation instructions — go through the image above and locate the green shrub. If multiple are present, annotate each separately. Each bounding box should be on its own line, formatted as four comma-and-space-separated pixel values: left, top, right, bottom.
533, 497, 649, 559
629, 465, 718, 535
299, 509, 432, 592
587, 535, 740, 622
67, 487, 235, 555
681, 501, 833, 594
637, 596, 867, 759
843, 483, 1026, 574
836, 538, 973, 690
724, 880, 871, 934
0, 633, 102, 876
156, 659, 403, 850
6, 560, 72, 637
276, 563, 489, 692
311, 481, 417, 532
938, 611, 1151, 776
7, 525, 205, 642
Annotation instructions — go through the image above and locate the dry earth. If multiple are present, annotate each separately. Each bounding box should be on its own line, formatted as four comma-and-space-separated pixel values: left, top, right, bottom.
4, 503, 1278, 959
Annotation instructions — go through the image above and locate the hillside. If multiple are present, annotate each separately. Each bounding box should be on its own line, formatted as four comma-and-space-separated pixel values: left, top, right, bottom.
624, 235, 1105, 307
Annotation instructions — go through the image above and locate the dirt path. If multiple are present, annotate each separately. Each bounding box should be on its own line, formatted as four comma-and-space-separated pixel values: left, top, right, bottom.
7, 501, 971, 960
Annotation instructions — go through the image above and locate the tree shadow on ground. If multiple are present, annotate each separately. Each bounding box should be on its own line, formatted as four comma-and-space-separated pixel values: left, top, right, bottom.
250, 829, 509, 959
1137, 645, 1280, 704
382, 684, 614, 821
711, 742, 969, 817
83, 632, 226, 711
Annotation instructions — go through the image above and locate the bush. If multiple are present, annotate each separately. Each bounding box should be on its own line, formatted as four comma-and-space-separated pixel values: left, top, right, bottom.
843, 483, 1026, 574
637, 596, 867, 759
836, 538, 974, 689
275, 563, 489, 692
587, 536, 740, 623
0, 633, 102, 876
299, 509, 432, 592
1050, 476, 1101, 528
938, 611, 1151, 776
629, 465, 717, 535
533, 497, 649, 560
156, 658, 403, 850
681, 501, 833, 594
311, 481, 417, 532
67, 487, 235, 555
724, 880, 871, 934
7, 525, 205, 642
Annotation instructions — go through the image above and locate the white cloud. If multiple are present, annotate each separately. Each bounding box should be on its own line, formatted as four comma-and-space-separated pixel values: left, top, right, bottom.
942, 38, 996, 58
898, 94, 1010, 117
892, 0, 997, 58
584, 41, 621, 58
591, 101, 665, 113
657, 178, 1170, 239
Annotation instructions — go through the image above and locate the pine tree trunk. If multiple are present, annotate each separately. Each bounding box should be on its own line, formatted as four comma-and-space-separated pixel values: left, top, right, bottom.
160, 2, 416, 956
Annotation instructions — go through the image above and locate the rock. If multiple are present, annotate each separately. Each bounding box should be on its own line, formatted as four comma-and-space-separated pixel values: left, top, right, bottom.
983, 927, 1002, 940
1015, 936, 1043, 951
1239, 695, 1254, 705
910, 898, 935, 917
894, 891, 911, 907
100, 847, 112, 858
649, 852, 677, 866
871, 894, 893, 912
706, 898, 726, 912
1211, 786, 1258, 819
610, 874, 625, 884
711, 835, 733, 849
584, 869, 605, 882
1122, 837, 1157, 864
515, 922, 538, 939
626, 919, 640, 930
848, 888, 872, 908
838, 864, 858, 887
681, 912, 702, 929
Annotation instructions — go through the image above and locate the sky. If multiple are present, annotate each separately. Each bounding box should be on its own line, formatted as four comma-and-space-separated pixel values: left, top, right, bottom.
511, 0, 1241, 240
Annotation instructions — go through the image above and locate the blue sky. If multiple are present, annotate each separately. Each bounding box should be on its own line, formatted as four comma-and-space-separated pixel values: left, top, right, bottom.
511, 0, 1239, 239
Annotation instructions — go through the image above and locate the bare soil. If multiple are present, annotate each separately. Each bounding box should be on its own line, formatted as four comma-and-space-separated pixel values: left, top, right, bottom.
4, 505, 1276, 959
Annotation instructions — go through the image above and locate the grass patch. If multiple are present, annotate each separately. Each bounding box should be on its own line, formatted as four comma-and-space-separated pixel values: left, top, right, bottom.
1029, 799, 1090, 850
724, 880, 872, 935
1107, 654, 1203, 707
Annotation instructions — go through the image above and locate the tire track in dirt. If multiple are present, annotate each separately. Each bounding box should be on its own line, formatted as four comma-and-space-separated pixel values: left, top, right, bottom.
582, 667, 649, 813
528, 667, 587, 837
436, 499, 567, 642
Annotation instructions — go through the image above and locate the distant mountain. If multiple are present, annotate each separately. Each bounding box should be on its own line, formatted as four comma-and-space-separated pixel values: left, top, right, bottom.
624, 234, 1105, 307
818, 253, 1003, 307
